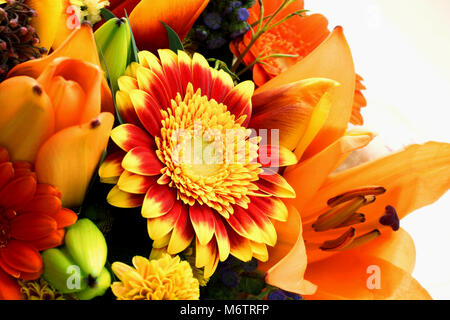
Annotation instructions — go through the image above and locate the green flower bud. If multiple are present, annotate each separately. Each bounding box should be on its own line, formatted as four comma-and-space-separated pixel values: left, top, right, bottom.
65, 218, 108, 279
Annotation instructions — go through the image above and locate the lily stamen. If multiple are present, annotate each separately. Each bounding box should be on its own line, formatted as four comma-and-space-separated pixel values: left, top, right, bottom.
319, 227, 355, 251
327, 186, 386, 207
313, 196, 367, 232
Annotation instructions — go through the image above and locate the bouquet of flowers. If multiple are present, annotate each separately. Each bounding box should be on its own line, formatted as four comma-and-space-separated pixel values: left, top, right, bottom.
0, 0, 448, 301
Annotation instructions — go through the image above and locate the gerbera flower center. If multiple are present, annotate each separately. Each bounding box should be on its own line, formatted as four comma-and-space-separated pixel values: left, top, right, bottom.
155, 83, 262, 216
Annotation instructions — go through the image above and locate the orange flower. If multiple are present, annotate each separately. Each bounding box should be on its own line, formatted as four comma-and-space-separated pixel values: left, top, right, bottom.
128, 0, 210, 53
230, 0, 367, 125
99, 49, 336, 277
261, 141, 450, 299
0, 147, 78, 300
1, 24, 114, 208
240, 21, 450, 299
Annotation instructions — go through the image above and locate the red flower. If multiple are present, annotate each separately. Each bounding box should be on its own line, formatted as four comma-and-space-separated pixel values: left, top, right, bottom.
0, 147, 77, 300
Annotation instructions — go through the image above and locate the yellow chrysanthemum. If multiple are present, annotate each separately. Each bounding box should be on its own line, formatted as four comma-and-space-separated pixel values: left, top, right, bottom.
19, 279, 65, 300
111, 254, 200, 300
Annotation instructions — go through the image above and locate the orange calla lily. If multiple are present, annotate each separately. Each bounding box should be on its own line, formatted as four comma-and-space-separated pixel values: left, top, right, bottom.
262, 141, 450, 299
128, 0, 210, 52
0, 26, 114, 208
26, 0, 65, 53
230, 0, 367, 126
7, 23, 115, 116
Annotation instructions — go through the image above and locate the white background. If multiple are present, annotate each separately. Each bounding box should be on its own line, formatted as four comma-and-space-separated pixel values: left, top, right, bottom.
306, 0, 450, 299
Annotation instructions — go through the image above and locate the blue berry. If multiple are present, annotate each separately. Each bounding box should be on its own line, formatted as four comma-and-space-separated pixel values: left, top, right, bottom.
203, 12, 222, 30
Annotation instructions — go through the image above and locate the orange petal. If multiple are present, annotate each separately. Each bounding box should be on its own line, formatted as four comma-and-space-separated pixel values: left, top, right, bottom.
147, 201, 182, 240
10, 214, 57, 241
251, 78, 338, 150
0, 175, 37, 209
0, 240, 43, 274
257, 27, 356, 158
52, 208, 78, 229
347, 228, 416, 274
0, 268, 21, 300
117, 170, 157, 194
99, 151, 126, 184
189, 203, 216, 246
129, 0, 209, 52
260, 203, 317, 296
141, 184, 176, 218
107, 185, 144, 208
304, 251, 431, 300
122, 146, 163, 176
285, 130, 375, 216
256, 168, 296, 198
111, 124, 154, 153
303, 142, 450, 230
0, 77, 54, 162
35, 113, 114, 208
7, 23, 115, 115
28, 0, 64, 53
167, 205, 195, 254
37, 57, 102, 131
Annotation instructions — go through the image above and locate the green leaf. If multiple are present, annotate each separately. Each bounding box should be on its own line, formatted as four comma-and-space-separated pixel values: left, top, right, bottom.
207, 58, 239, 81
124, 10, 140, 64
161, 21, 184, 52
100, 8, 117, 21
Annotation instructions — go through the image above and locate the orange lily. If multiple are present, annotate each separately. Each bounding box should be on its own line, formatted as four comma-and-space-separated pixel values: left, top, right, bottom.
261, 141, 450, 299
0, 24, 114, 208
245, 13, 450, 299
128, 0, 210, 53
230, 0, 367, 125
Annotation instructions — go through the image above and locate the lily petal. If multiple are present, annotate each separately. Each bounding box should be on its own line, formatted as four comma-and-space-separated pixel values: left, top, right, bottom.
260, 204, 317, 295
303, 142, 450, 229
257, 27, 356, 158
251, 78, 338, 150
285, 130, 375, 216
304, 251, 431, 300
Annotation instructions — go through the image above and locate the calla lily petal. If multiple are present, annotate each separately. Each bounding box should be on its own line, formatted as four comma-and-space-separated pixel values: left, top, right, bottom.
28, 0, 64, 53
35, 113, 114, 208
129, 0, 210, 52
250, 78, 338, 150
7, 23, 114, 115
304, 251, 430, 300
257, 27, 356, 159
0, 76, 54, 162
37, 57, 103, 131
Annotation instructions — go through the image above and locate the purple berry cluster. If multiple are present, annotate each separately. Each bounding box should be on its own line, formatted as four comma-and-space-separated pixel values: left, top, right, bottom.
191, 0, 255, 50
0, 0, 46, 80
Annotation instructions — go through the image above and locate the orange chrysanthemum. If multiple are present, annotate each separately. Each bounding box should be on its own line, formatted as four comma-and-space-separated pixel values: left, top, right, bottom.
99, 49, 302, 277
229, 0, 367, 125
0, 147, 78, 300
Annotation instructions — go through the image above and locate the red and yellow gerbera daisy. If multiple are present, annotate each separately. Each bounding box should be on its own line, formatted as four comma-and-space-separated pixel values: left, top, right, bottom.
99, 49, 331, 277
0, 147, 78, 300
